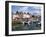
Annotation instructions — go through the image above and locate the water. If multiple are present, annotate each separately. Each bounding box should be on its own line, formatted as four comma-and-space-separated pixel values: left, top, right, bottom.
12, 21, 41, 31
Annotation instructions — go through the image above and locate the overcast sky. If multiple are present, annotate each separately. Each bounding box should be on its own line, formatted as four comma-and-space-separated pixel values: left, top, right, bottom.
12, 5, 41, 15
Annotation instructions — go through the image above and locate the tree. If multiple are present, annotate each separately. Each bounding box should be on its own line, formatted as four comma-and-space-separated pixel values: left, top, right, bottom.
16, 11, 19, 14
27, 12, 30, 15
32, 15, 35, 17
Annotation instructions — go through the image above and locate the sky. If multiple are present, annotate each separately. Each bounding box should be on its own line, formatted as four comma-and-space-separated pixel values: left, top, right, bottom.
12, 5, 41, 15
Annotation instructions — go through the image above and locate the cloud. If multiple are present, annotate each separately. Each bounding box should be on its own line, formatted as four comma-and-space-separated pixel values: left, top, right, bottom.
18, 7, 28, 12
12, 6, 41, 15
